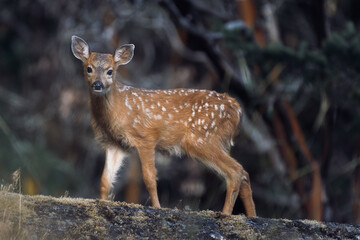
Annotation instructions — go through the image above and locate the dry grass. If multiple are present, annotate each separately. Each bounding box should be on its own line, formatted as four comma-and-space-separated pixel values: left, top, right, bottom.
0, 170, 30, 240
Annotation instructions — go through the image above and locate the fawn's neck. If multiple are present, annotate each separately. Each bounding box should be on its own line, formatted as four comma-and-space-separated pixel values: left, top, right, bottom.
89, 84, 120, 125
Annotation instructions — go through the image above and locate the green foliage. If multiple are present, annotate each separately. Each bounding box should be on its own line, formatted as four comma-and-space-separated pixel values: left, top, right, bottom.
224, 22, 360, 81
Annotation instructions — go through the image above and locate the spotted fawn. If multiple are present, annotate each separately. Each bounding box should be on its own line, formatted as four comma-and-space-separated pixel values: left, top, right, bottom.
71, 35, 256, 216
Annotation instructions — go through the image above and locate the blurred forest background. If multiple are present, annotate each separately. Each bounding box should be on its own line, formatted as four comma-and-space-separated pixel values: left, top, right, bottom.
1, 0, 360, 224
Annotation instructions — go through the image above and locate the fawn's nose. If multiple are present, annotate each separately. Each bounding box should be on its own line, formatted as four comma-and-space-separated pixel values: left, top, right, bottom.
92, 81, 104, 92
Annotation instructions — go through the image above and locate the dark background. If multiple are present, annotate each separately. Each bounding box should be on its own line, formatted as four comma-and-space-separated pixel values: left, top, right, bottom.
1, 0, 360, 224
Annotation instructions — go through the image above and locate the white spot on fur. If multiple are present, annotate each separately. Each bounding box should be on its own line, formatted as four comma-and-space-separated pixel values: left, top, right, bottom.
220, 104, 225, 111
145, 108, 152, 118
214, 105, 218, 110
211, 121, 216, 129
168, 113, 173, 119
143, 101, 147, 110
125, 95, 133, 110
117, 85, 130, 92
162, 106, 166, 112
133, 118, 140, 127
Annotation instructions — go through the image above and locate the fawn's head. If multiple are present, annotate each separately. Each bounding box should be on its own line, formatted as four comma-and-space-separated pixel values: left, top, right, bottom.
71, 36, 134, 94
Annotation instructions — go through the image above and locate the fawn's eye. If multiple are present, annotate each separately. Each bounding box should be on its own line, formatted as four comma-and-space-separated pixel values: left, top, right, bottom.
107, 69, 113, 76
87, 67, 93, 73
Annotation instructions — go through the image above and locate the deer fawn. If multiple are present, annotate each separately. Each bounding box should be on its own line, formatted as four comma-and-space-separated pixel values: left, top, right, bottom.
71, 35, 256, 216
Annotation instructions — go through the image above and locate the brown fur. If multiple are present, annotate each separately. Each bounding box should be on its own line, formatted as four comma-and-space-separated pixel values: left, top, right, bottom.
71, 36, 256, 216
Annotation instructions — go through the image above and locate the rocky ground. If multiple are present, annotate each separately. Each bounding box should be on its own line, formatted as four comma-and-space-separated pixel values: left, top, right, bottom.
1, 191, 359, 239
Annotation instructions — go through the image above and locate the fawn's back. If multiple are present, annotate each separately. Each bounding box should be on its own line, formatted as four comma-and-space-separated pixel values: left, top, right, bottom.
95, 84, 242, 158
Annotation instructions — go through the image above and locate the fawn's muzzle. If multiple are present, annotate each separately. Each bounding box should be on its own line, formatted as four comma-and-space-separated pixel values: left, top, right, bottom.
92, 81, 105, 92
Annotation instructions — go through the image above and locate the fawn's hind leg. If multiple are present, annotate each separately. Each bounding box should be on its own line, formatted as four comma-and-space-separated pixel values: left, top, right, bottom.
186, 143, 256, 216
209, 152, 256, 216
220, 154, 256, 216
217, 153, 245, 215
239, 170, 256, 216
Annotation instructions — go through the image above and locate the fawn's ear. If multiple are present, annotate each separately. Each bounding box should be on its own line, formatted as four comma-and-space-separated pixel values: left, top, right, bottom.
114, 44, 135, 66
71, 35, 90, 62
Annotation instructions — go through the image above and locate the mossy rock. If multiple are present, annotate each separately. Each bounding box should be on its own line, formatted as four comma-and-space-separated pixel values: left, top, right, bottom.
0, 191, 359, 239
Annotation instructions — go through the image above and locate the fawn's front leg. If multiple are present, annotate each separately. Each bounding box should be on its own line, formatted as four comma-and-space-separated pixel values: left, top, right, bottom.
100, 147, 127, 200
137, 147, 160, 208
